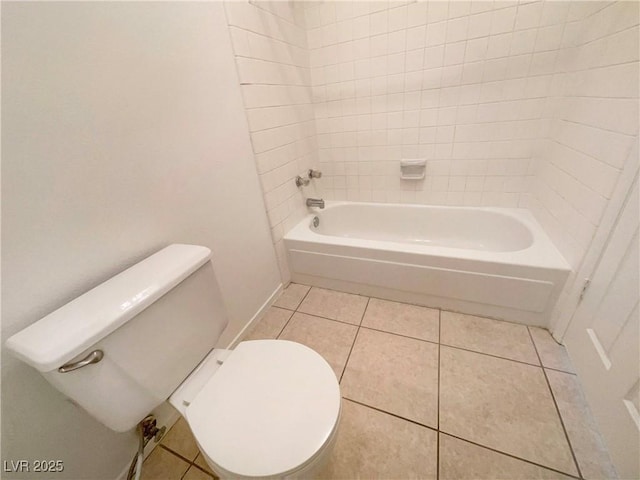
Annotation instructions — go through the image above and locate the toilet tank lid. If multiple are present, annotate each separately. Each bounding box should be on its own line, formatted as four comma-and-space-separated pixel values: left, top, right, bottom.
5, 244, 212, 373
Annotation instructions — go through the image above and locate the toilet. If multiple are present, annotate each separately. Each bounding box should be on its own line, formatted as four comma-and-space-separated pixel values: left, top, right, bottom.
6, 244, 341, 478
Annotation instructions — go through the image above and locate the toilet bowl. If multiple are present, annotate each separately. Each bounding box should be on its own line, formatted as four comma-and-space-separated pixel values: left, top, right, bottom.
170, 340, 341, 478
5, 245, 340, 479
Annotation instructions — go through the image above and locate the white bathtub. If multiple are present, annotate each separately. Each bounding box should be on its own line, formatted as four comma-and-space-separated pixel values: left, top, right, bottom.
284, 202, 570, 326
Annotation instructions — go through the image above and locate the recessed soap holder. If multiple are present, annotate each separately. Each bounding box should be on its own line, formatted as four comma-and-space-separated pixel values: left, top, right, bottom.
400, 159, 426, 180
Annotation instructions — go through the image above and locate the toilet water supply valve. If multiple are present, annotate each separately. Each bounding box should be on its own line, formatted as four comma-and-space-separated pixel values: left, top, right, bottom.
141, 415, 166, 443
126, 415, 166, 480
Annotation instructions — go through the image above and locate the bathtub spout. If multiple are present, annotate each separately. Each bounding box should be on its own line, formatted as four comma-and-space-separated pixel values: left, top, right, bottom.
306, 198, 325, 209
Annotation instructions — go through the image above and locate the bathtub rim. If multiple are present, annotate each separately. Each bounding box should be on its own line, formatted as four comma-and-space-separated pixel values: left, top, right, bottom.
284, 201, 571, 273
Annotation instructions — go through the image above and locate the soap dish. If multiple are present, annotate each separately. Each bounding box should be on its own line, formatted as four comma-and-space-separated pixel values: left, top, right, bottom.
400, 158, 426, 180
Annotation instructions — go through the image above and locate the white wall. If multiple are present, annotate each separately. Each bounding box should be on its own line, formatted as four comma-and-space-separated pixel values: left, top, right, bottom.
1, 2, 280, 478
224, 0, 320, 282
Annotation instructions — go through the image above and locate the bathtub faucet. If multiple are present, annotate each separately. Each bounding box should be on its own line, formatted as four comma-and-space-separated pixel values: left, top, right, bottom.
306, 198, 325, 209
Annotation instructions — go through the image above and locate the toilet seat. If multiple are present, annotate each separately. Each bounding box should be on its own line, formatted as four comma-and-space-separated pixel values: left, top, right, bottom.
179, 340, 341, 478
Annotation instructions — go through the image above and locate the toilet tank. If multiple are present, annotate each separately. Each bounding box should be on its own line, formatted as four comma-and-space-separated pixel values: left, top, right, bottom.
5, 244, 229, 432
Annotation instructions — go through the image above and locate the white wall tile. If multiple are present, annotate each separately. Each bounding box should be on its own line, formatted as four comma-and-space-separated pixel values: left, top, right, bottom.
226, 0, 639, 288
491, 5, 517, 34
224, 0, 319, 282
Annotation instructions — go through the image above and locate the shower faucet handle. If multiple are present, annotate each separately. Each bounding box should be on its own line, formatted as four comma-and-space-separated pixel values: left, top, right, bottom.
308, 169, 322, 179
295, 175, 310, 187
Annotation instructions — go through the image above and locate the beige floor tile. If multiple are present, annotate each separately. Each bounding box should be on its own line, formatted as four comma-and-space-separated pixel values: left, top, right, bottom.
194, 453, 214, 476
244, 306, 292, 341
439, 346, 578, 476
278, 312, 358, 378
546, 369, 617, 479
319, 400, 437, 479
298, 287, 368, 325
530, 327, 575, 373
439, 433, 575, 480
361, 297, 439, 342
182, 465, 214, 480
160, 417, 200, 461
441, 311, 539, 364
141, 446, 190, 480
340, 328, 439, 427
273, 283, 310, 310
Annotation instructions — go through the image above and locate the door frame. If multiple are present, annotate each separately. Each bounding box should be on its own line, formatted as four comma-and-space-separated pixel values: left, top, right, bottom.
552, 138, 639, 341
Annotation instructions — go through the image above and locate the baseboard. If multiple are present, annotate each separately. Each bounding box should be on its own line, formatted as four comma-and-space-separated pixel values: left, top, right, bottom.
227, 282, 283, 348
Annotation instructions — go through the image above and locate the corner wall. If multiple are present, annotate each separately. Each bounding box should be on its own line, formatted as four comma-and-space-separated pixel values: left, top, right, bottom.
528, 0, 638, 268
525, 1, 639, 328
224, 0, 320, 282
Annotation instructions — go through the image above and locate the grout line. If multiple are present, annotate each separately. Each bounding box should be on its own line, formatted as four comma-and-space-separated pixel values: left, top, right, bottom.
311, 67, 639, 100
181, 464, 214, 480
544, 365, 577, 376
234, 53, 310, 71
308, 44, 638, 82
342, 397, 437, 432
271, 305, 296, 313
357, 292, 440, 312
229, 24, 308, 53
352, 324, 438, 344
343, 396, 582, 480
279, 287, 574, 372
339, 297, 369, 383
158, 445, 198, 467
360, 323, 552, 373
291, 309, 439, 344
275, 308, 296, 339
527, 327, 584, 479
438, 342, 542, 369
544, 142, 621, 200
245, 2, 305, 31
190, 462, 215, 478
239, 81, 311, 88
248, 117, 316, 136
245, 103, 315, 112
273, 305, 296, 312
161, 434, 216, 478
276, 286, 313, 338
250, 134, 307, 157
179, 467, 188, 480
179, 465, 190, 480
439, 432, 582, 480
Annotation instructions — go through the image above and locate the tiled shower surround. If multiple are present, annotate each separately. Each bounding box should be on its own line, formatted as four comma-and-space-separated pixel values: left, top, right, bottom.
223, 1, 638, 289
224, 0, 317, 281
308, 0, 555, 206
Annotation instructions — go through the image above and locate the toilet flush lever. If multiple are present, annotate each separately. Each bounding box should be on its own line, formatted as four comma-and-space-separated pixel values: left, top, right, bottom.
58, 350, 104, 373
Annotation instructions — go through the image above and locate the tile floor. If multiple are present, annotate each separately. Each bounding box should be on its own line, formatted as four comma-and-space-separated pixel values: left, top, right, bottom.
142, 284, 617, 480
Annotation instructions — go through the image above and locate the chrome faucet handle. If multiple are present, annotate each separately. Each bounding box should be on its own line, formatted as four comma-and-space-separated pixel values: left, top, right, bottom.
308, 169, 322, 179
295, 175, 310, 187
